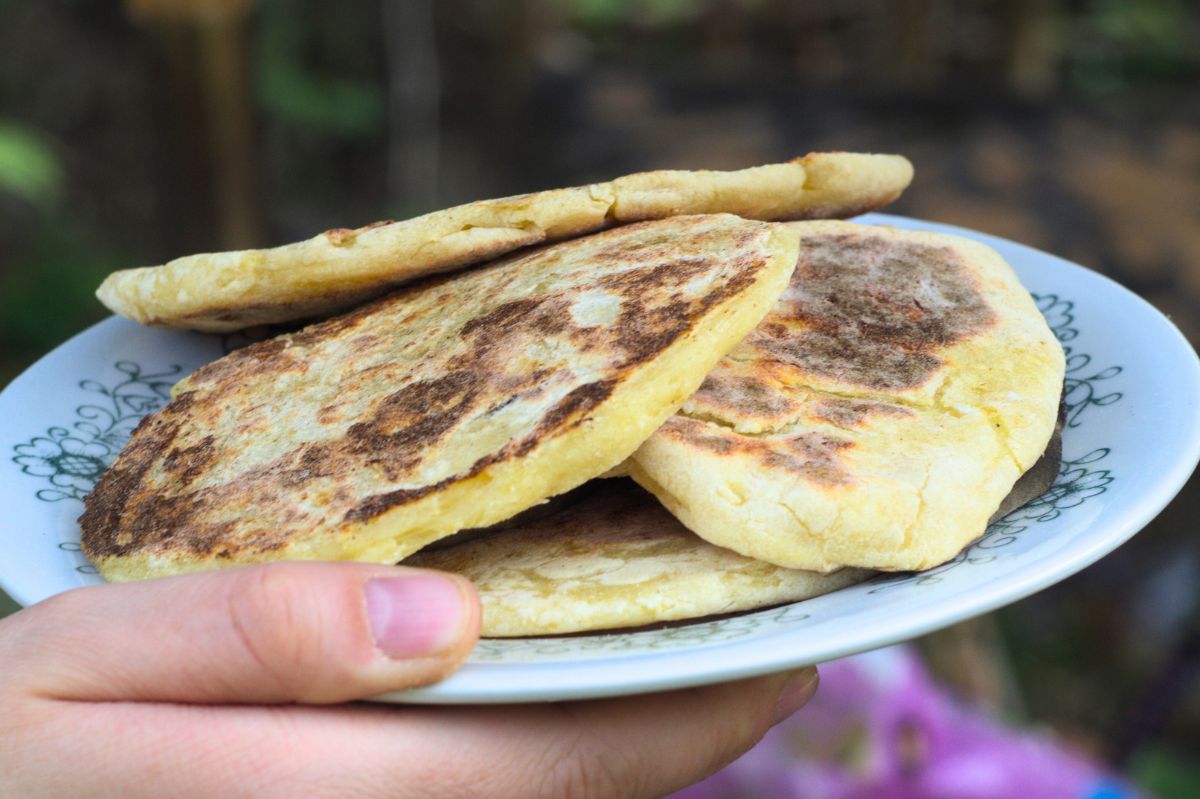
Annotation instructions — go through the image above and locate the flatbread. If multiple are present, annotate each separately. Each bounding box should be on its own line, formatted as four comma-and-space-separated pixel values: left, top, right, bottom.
81, 215, 799, 581
96, 153, 912, 332
629, 221, 1065, 572
406, 480, 869, 637
989, 393, 1065, 524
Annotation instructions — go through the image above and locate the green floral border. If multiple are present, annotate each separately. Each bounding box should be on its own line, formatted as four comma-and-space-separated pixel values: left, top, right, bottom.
11, 361, 182, 575
1036, 293, 1123, 427
12, 361, 182, 503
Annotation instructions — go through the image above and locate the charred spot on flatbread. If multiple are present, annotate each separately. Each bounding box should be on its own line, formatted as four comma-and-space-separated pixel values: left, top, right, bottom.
658, 417, 855, 488
747, 232, 997, 391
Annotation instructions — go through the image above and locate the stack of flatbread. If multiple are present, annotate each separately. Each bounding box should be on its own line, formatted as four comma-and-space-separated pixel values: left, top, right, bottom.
81, 152, 1066, 637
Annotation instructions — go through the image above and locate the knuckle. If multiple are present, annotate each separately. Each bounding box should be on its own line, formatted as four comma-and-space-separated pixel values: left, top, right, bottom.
223, 564, 314, 697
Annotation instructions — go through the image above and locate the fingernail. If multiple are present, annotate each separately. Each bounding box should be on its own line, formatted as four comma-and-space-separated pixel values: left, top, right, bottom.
772, 667, 819, 724
364, 574, 468, 659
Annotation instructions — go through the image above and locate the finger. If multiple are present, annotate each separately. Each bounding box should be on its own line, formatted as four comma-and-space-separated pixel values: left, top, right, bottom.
432, 668, 820, 799
9, 668, 817, 799
6, 561, 480, 704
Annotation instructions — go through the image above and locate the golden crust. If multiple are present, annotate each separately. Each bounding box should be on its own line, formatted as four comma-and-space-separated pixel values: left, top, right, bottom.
630, 221, 1065, 572
406, 480, 869, 636
96, 153, 912, 332
81, 215, 799, 581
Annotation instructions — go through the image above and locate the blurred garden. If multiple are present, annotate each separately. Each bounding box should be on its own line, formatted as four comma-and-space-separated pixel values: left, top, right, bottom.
1, 0, 1198, 795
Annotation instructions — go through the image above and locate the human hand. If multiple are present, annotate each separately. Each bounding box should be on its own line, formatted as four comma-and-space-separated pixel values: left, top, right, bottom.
0, 562, 817, 798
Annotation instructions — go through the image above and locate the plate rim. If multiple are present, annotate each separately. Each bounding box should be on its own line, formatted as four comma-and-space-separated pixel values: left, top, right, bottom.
2, 214, 1198, 704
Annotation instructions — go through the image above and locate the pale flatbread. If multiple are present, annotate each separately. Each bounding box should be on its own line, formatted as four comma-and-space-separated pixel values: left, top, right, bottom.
81, 215, 798, 581
407, 480, 869, 637
96, 153, 912, 332
629, 221, 1065, 572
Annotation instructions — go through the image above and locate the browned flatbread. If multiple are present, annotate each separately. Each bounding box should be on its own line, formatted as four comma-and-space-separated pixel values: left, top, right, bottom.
95, 153, 913, 331
407, 479, 871, 637
629, 221, 1065, 572
81, 215, 799, 581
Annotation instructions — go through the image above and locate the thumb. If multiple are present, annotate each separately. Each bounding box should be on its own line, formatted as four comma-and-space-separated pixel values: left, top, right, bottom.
6, 562, 480, 704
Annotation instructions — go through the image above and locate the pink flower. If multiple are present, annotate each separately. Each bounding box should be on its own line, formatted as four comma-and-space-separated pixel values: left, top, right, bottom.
672, 646, 1141, 799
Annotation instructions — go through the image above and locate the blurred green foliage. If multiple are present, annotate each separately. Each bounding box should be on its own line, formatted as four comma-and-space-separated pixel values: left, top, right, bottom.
568, 0, 706, 26
0, 122, 62, 207
1131, 748, 1200, 799
1070, 0, 1194, 91
256, 1, 384, 136
0, 218, 125, 384
1091, 0, 1190, 62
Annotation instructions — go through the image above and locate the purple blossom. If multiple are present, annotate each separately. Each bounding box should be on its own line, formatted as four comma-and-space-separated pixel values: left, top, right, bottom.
672, 646, 1142, 799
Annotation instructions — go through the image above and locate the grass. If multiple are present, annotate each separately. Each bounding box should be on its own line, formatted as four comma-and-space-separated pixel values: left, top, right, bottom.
0, 589, 18, 619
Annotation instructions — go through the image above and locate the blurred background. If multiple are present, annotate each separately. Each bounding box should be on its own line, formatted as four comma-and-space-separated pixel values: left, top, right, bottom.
1, 0, 1197, 795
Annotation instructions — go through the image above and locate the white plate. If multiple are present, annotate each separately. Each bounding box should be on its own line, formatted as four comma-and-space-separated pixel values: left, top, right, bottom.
3, 214, 1198, 704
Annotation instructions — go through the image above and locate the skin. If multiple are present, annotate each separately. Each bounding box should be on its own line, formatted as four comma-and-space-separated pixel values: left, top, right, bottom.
0, 561, 817, 798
